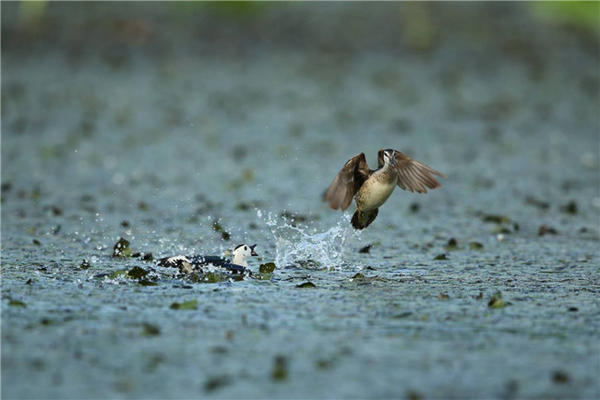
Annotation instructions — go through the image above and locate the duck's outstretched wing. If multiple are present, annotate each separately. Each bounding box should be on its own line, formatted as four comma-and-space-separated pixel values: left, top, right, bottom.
392, 150, 445, 193
323, 153, 371, 210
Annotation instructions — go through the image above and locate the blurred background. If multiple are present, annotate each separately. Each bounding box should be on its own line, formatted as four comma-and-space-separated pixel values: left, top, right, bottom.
2, 2, 599, 399
2, 2, 598, 216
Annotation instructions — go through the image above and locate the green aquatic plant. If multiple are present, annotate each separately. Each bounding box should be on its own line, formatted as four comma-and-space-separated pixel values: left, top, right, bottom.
127, 266, 148, 279
296, 281, 316, 288
488, 291, 506, 309
469, 242, 484, 250
9, 299, 27, 308
259, 262, 276, 273
112, 238, 132, 257
170, 300, 198, 310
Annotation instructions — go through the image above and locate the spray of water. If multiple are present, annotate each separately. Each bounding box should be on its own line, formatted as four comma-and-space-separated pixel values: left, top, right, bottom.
257, 210, 359, 269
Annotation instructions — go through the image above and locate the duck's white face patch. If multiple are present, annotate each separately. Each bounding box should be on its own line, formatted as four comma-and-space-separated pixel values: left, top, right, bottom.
232, 244, 256, 267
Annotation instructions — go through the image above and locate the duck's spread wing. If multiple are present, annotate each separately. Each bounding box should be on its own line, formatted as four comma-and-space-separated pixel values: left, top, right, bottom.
393, 151, 445, 193
323, 153, 370, 210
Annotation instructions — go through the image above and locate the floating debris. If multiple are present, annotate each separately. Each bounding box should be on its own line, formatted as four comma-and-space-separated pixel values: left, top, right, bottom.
212, 221, 231, 241
358, 244, 372, 253
409, 202, 420, 213
567, 307, 578, 312
488, 291, 506, 308
138, 279, 157, 286
433, 253, 448, 260
437, 293, 450, 300
392, 311, 413, 319
493, 226, 512, 234
561, 200, 578, 215
108, 269, 128, 279
112, 237, 132, 257
296, 281, 316, 288
259, 262, 276, 273
525, 196, 550, 210
204, 375, 231, 392
80, 259, 91, 270
202, 272, 226, 283
170, 300, 198, 310
271, 355, 288, 381
235, 200, 261, 211
127, 266, 148, 279
314, 358, 334, 369
472, 292, 483, 300
351, 272, 365, 280
138, 201, 148, 211
480, 214, 511, 224
551, 370, 569, 384
538, 225, 558, 236
469, 241, 484, 250
120, 220, 130, 228
142, 323, 161, 336
9, 299, 27, 307
445, 238, 458, 251
32, 239, 41, 246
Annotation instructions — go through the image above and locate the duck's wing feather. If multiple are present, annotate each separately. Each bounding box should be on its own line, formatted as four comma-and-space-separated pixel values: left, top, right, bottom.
189, 255, 229, 266
323, 153, 371, 210
157, 255, 188, 268
393, 151, 445, 193
222, 263, 250, 275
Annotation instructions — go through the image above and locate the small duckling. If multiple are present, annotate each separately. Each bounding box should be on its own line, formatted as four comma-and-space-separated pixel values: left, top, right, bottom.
323, 148, 445, 229
157, 244, 258, 275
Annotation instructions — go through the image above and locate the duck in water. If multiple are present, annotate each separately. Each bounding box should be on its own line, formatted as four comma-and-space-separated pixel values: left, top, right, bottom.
323, 149, 445, 229
157, 244, 258, 275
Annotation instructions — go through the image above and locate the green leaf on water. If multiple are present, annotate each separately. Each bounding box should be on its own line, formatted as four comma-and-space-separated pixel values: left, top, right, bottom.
112, 237, 132, 257
271, 355, 288, 381
488, 291, 506, 308
142, 323, 161, 336
203, 272, 225, 283
296, 281, 316, 288
259, 262, 276, 273
433, 253, 448, 260
204, 375, 232, 392
351, 273, 365, 280
469, 242, 484, 250
127, 266, 148, 279
138, 279, 157, 286
212, 221, 231, 241
9, 299, 27, 307
445, 238, 458, 251
170, 300, 198, 310
108, 269, 128, 279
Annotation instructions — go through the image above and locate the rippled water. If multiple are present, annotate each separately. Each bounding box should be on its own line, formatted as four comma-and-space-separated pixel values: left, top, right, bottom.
2, 3, 599, 399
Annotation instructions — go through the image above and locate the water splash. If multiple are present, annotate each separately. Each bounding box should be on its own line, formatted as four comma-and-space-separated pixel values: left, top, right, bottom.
257, 210, 358, 269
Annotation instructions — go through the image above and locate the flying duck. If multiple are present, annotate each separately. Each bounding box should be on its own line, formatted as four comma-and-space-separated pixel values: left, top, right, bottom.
157, 244, 258, 275
323, 149, 445, 229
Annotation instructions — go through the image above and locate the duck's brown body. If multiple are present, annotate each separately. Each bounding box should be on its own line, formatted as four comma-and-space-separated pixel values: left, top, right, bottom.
323, 149, 445, 229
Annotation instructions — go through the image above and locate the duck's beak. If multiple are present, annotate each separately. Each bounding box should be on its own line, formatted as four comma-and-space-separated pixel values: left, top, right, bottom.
250, 244, 258, 256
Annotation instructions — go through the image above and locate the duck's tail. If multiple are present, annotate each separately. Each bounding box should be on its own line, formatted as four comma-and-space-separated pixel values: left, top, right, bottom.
351, 208, 379, 230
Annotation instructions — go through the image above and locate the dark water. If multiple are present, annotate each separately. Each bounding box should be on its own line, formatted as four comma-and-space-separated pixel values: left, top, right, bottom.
2, 3, 599, 398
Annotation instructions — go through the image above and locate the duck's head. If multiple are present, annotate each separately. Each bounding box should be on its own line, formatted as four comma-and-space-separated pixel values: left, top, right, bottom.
232, 244, 258, 267
381, 149, 397, 166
